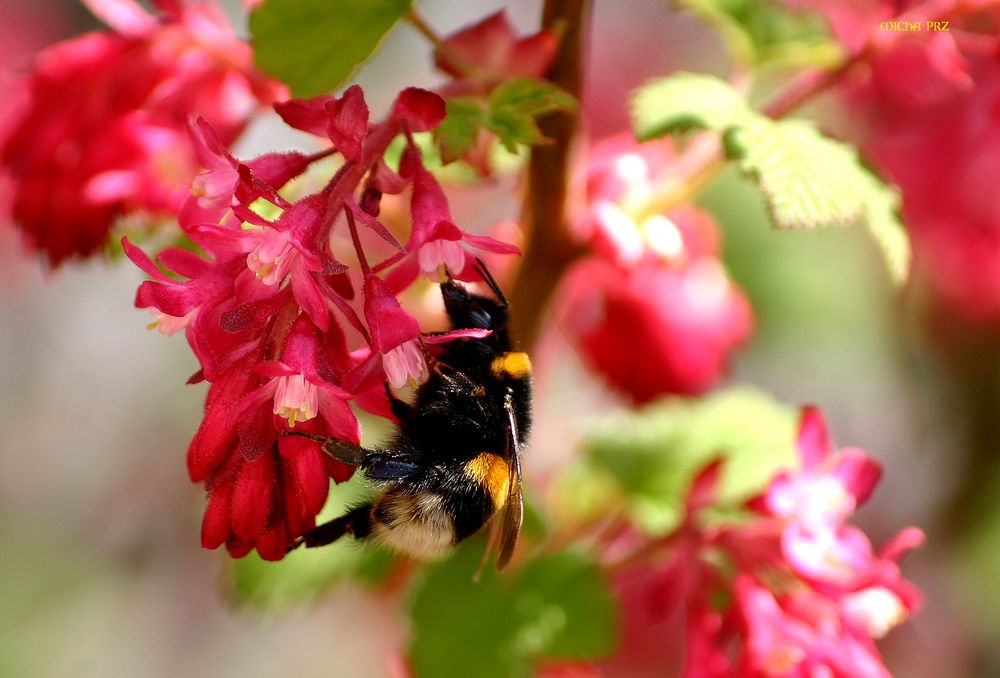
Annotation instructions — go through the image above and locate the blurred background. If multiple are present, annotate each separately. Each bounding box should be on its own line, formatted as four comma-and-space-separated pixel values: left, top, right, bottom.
1, 0, 996, 676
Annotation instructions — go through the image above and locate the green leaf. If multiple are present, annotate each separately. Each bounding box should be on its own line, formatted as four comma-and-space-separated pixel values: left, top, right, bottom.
632, 72, 753, 140
250, 0, 412, 97
486, 77, 577, 153
727, 118, 911, 282
860, 179, 909, 284
674, 0, 842, 70
629, 73, 912, 283
408, 544, 616, 678
579, 388, 798, 534
434, 99, 488, 164
225, 476, 393, 609
726, 118, 865, 229
516, 553, 617, 660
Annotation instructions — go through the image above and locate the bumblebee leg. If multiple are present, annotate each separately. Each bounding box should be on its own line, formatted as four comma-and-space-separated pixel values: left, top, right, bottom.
416, 338, 479, 390
279, 431, 369, 466
294, 505, 373, 549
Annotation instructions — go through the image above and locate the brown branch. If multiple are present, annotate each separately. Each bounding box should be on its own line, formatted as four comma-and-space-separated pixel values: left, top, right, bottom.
509, 0, 591, 349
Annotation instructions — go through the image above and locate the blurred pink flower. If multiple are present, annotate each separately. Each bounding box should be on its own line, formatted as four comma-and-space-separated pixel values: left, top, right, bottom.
381, 145, 520, 289
605, 407, 923, 676
433, 10, 558, 96
1, 0, 284, 265
559, 256, 751, 402
557, 134, 752, 403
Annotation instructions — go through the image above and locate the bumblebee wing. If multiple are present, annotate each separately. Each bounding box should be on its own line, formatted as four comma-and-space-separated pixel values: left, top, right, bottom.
495, 395, 523, 571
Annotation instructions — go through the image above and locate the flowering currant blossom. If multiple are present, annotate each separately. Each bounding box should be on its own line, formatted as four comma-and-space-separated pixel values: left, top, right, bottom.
604, 407, 923, 677
0, 0, 283, 265
433, 10, 558, 97
558, 135, 752, 403
127, 85, 519, 560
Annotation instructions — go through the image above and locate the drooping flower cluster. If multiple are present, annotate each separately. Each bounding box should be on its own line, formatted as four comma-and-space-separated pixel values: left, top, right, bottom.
607, 407, 923, 677
126, 85, 518, 560
0, 0, 283, 265
557, 135, 753, 403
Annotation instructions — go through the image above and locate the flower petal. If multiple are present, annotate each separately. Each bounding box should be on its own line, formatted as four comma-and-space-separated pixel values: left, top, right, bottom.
274, 94, 332, 137
200, 483, 231, 549
230, 452, 276, 540
391, 87, 446, 132
325, 84, 368, 163
796, 405, 830, 470
831, 447, 882, 507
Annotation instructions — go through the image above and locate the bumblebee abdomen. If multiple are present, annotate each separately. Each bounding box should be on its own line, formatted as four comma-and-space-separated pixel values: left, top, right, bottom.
370, 490, 456, 560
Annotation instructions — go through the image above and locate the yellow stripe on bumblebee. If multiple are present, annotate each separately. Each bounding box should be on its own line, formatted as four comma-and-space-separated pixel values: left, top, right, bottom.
464, 452, 511, 508
490, 352, 532, 379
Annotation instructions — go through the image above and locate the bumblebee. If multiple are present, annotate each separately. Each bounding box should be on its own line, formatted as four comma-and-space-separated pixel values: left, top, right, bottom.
287, 260, 531, 570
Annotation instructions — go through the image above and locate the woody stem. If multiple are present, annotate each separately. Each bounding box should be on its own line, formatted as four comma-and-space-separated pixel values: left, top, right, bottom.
509, 0, 591, 349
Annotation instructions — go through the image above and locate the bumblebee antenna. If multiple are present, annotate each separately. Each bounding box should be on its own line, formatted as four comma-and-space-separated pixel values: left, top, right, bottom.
280, 430, 331, 444
473, 257, 508, 309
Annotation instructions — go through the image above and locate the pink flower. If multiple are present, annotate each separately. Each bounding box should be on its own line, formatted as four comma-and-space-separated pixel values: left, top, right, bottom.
381, 145, 520, 288
762, 407, 882, 529
557, 256, 751, 402
0, 0, 283, 265
603, 407, 922, 677
433, 10, 558, 96
737, 577, 893, 678
559, 134, 753, 403
199, 418, 355, 561
581, 135, 721, 265
192, 316, 360, 561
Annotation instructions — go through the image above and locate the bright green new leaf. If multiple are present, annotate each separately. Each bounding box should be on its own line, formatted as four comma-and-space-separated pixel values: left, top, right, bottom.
674, 0, 842, 70
250, 0, 412, 97
859, 179, 909, 284
486, 77, 577, 153
434, 99, 488, 164
631, 72, 753, 140
727, 117, 911, 282
629, 73, 912, 283
726, 117, 865, 229
408, 544, 616, 678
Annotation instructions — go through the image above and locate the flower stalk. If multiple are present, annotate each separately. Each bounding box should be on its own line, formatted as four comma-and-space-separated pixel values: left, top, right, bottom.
509, 0, 591, 348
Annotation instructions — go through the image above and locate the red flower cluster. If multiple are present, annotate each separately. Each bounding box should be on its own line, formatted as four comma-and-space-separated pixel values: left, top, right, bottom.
126, 85, 518, 560
558, 135, 752, 403
608, 407, 923, 677
1, 0, 282, 265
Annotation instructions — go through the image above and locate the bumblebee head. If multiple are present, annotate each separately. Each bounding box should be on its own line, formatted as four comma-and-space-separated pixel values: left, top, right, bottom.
440, 279, 509, 332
